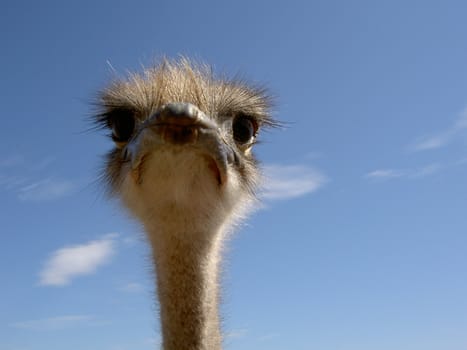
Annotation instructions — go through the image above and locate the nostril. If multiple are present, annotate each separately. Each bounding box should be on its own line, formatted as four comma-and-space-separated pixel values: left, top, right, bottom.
122, 146, 130, 161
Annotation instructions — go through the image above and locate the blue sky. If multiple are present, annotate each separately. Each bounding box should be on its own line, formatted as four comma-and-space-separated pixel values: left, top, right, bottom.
1, 1, 467, 349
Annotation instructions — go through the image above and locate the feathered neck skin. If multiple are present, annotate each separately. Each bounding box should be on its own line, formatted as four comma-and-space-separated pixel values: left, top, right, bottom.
146, 217, 226, 350
94, 59, 275, 350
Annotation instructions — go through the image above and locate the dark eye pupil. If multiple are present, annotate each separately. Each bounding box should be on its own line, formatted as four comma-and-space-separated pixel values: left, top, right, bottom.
233, 117, 255, 144
110, 110, 135, 142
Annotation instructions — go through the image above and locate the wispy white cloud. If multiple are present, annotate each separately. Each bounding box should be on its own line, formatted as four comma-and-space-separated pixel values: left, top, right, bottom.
261, 164, 327, 200
410, 108, 467, 152
121, 234, 145, 247
18, 178, 75, 202
409, 163, 441, 178
365, 169, 406, 180
119, 282, 145, 293
11, 315, 94, 331
0, 155, 77, 202
371, 107, 467, 181
411, 134, 449, 151
39, 234, 117, 286
144, 336, 161, 348
365, 163, 441, 181
225, 328, 248, 339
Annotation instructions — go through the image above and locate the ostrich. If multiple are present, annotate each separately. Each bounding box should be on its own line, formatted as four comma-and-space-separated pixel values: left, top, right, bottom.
94, 59, 275, 350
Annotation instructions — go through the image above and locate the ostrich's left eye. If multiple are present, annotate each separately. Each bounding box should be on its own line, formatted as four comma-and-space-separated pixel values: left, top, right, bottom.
109, 109, 136, 143
232, 115, 257, 145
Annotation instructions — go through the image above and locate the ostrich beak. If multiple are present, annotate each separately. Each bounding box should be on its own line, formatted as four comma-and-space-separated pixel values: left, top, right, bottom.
124, 103, 236, 186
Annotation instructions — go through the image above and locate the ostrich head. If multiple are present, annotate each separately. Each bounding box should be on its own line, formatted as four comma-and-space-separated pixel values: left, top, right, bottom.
93, 59, 275, 350
95, 59, 274, 235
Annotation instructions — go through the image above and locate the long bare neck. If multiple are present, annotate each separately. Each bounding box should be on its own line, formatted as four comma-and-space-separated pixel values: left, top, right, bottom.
147, 219, 225, 350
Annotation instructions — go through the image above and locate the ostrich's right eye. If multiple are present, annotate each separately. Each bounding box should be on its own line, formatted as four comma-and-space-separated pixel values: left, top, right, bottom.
109, 109, 136, 143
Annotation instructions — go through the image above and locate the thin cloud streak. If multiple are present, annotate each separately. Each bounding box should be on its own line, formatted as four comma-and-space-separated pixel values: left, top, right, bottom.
366, 169, 405, 180
18, 178, 75, 202
225, 328, 248, 339
365, 163, 441, 181
119, 282, 145, 293
409, 163, 441, 178
261, 164, 327, 200
410, 108, 467, 152
0, 154, 77, 202
411, 133, 450, 151
39, 234, 117, 286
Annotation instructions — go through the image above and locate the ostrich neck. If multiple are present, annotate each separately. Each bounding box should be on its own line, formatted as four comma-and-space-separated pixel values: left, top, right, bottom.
147, 220, 225, 350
